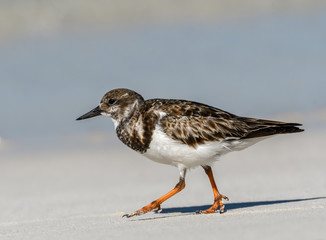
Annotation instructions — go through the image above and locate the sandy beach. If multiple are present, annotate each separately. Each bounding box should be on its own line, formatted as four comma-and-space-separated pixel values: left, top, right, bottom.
1, 129, 325, 239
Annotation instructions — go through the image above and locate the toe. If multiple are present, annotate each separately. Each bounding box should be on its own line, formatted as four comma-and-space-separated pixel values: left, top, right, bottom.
220, 194, 229, 201
219, 205, 225, 214
122, 211, 141, 218
156, 205, 162, 213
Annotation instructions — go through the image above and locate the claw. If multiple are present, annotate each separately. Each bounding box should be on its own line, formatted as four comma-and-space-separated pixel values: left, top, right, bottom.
219, 206, 225, 214
122, 213, 133, 218
122, 211, 142, 218
156, 205, 162, 213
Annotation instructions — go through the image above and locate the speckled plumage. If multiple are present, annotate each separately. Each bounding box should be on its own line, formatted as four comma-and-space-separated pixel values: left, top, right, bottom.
76, 88, 304, 217
82, 89, 302, 154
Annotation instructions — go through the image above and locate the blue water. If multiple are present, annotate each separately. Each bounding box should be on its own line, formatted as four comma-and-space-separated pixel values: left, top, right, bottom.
1, 12, 325, 149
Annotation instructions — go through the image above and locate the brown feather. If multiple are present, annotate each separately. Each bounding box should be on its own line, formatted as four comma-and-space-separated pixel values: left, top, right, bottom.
146, 99, 303, 148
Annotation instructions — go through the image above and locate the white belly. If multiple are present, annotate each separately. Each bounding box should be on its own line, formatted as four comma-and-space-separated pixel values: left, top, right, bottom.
143, 126, 266, 169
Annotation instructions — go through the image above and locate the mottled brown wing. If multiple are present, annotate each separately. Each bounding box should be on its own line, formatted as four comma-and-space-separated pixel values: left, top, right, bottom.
160, 115, 248, 147
150, 99, 303, 148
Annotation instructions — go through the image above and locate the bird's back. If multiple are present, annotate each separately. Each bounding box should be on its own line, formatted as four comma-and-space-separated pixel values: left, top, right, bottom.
143, 98, 303, 148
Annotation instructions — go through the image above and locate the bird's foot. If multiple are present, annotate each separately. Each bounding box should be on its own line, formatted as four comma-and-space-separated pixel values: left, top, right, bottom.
196, 194, 229, 214
122, 201, 161, 218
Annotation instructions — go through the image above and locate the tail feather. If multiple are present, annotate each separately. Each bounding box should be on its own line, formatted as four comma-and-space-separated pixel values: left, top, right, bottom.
241, 118, 304, 139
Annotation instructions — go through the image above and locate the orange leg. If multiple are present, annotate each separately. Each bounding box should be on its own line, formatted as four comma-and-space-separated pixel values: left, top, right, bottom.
123, 176, 185, 218
198, 166, 229, 214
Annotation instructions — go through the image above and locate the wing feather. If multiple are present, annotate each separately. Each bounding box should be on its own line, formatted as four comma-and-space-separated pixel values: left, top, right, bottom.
146, 99, 303, 148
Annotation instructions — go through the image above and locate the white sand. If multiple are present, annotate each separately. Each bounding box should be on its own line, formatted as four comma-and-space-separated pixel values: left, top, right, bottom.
0, 131, 325, 239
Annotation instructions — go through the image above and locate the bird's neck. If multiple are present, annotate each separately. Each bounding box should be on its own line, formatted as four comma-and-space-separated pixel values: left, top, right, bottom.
114, 102, 159, 154
115, 103, 148, 153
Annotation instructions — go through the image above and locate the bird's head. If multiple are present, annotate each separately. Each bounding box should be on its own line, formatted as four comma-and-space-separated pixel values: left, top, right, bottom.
76, 88, 144, 125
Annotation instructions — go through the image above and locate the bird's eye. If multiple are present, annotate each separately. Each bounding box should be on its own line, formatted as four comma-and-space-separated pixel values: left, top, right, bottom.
108, 98, 116, 105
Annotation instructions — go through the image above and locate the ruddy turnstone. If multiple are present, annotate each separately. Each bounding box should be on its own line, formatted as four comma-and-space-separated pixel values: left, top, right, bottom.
76, 88, 303, 217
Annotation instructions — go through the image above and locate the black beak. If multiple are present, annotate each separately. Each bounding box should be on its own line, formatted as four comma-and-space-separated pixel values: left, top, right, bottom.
76, 106, 102, 120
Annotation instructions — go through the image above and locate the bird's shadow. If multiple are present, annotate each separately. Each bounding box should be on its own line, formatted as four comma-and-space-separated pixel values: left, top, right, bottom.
128, 196, 325, 221
161, 196, 325, 214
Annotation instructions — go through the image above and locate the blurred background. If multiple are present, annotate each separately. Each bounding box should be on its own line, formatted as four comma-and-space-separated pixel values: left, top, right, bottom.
0, 0, 326, 153
1, 2, 326, 238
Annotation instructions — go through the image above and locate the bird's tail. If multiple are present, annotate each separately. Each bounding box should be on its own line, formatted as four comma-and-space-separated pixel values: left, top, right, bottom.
240, 118, 304, 139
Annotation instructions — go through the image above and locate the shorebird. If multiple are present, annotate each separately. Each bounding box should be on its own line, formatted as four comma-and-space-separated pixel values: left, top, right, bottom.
76, 88, 303, 217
